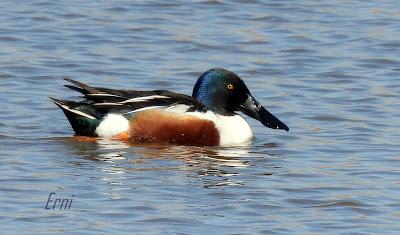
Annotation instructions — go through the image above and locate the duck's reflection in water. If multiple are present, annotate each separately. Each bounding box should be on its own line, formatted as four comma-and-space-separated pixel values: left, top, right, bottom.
135, 144, 252, 188
57, 137, 254, 187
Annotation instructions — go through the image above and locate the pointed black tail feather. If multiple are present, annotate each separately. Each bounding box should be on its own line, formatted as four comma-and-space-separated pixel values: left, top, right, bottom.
63, 78, 126, 102
64, 78, 102, 94
64, 85, 88, 95
50, 97, 100, 136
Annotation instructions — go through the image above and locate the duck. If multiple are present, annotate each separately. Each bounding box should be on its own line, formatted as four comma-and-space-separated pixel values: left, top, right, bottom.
50, 68, 289, 146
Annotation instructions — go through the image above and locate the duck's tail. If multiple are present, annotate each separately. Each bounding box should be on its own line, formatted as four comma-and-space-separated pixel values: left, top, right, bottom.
50, 97, 101, 136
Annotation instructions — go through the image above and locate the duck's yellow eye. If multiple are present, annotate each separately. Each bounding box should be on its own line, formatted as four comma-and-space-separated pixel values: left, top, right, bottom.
227, 83, 234, 90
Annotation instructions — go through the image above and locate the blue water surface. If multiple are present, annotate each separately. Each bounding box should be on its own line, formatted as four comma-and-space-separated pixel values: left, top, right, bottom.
1, 0, 400, 234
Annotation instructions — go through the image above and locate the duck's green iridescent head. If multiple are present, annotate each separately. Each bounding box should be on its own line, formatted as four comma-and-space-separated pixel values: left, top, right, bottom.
192, 68, 289, 131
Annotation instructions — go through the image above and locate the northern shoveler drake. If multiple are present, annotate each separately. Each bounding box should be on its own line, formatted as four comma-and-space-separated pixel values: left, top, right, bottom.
51, 68, 289, 146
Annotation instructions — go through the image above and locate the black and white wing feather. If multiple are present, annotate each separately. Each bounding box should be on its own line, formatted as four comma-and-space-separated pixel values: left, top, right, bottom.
63, 78, 207, 116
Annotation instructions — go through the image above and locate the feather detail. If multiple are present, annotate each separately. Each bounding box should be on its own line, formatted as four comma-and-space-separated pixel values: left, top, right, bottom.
64, 78, 102, 94
121, 95, 170, 103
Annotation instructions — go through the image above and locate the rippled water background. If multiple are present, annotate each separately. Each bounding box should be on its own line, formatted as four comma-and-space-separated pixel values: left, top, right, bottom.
1, 0, 400, 234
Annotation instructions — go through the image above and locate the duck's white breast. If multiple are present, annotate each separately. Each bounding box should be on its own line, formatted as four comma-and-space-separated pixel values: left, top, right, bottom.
214, 114, 253, 146
188, 111, 253, 146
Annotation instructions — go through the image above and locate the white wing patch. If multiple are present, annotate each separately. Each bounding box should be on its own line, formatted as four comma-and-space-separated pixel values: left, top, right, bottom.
121, 95, 170, 103
164, 104, 190, 113
124, 106, 163, 114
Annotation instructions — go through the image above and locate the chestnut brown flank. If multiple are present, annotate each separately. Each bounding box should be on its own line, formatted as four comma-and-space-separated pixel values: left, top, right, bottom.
128, 110, 220, 146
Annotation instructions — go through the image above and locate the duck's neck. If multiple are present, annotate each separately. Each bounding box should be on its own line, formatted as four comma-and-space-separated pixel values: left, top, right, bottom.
193, 90, 233, 116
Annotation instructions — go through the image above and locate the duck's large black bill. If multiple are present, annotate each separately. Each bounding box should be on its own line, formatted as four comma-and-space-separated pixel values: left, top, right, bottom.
239, 95, 289, 131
